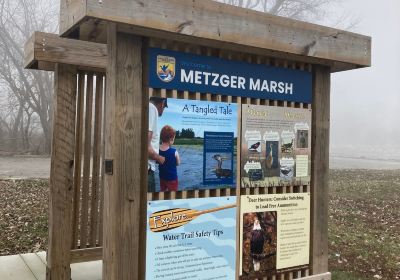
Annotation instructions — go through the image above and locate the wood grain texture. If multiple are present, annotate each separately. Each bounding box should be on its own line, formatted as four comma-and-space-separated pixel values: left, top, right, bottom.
58, 0, 373, 70
60, 0, 86, 36
310, 65, 330, 275
24, 32, 35, 69
138, 38, 150, 280
47, 63, 77, 280
103, 23, 145, 279
24, 32, 107, 70
70, 247, 103, 263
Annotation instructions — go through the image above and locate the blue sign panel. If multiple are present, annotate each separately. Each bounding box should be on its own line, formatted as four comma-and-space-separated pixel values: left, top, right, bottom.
148, 48, 312, 103
203, 131, 234, 186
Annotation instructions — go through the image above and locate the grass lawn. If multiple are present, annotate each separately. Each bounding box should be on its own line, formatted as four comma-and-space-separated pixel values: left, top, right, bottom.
329, 169, 400, 280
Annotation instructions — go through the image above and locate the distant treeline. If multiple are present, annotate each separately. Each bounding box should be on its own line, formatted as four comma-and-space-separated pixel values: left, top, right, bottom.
176, 128, 195, 139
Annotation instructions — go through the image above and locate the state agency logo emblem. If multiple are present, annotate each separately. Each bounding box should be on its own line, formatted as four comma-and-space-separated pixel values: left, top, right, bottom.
157, 55, 175, 82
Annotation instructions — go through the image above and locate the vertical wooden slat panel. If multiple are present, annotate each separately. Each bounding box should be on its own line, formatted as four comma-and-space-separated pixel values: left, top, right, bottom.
236, 92, 243, 278
47, 63, 77, 280
80, 74, 94, 249
139, 39, 151, 279
98, 75, 106, 247
72, 73, 85, 249
89, 74, 104, 246
310, 65, 330, 275
103, 24, 146, 279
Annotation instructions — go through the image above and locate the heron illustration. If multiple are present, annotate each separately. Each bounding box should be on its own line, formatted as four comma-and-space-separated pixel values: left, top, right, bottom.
265, 143, 274, 176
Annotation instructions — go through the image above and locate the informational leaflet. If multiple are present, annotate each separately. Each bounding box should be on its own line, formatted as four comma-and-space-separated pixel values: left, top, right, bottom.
239, 193, 310, 278
146, 197, 237, 280
149, 98, 238, 192
241, 105, 311, 187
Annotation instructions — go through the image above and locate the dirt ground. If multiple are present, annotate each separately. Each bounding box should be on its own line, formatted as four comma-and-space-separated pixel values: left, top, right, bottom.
0, 179, 48, 255
0, 169, 399, 279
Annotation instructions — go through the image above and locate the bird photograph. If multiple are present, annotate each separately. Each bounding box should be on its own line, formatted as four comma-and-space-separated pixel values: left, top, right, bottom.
281, 139, 294, 153
211, 154, 232, 179
265, 141, 279, 177
242, 212, 277, 276
280, 165, 293, 180
248, 141, 261, 152
296, 130, 308, 149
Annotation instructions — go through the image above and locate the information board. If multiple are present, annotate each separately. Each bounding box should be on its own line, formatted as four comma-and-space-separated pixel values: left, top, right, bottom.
146, 197, 237, 280
146, 48, 313, 279
241, 105, 312, 187
240, 193, 310, 278
149, 98, 238, 192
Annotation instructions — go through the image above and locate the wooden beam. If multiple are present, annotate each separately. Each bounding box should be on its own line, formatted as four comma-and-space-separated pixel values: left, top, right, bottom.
59, 0, 371, 70
103, 23, 147, 279
60, 0, 86, 37
117, 23, 359, 73
62, 17, 356, 72
70, 248, 103, 263
24, 32, 107, 71
310, 65, 330, 275
46, 64, 77, 280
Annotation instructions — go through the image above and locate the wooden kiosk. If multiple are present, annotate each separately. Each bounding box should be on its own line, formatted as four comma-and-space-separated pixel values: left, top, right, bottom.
24, 1, 371, 279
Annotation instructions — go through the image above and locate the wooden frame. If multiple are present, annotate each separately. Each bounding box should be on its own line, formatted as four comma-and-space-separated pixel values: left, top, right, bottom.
23, 1, 371, 280
24, 32, 107, 72
59, 0, 370, 72
102, 24, 148, 279
47, 63, 77, 279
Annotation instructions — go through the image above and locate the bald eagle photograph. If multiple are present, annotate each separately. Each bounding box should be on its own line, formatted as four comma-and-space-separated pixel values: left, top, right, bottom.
241, 211, 277, 279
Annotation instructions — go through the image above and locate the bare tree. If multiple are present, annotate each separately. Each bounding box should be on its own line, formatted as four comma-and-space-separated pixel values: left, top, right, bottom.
217, 0, 358, 29
219, 0, 330, 20
0, 0, 59, 154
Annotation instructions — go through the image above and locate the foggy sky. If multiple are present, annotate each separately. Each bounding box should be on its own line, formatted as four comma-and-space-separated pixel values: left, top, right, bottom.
328, 0, 400, 151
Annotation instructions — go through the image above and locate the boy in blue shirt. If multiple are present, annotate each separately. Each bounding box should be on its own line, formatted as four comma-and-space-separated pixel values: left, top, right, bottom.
159, 125, 180, 191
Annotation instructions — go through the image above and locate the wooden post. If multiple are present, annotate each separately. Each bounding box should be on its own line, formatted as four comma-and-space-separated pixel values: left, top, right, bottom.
47, 64, 77, 280
103, 23, 148, 279
310, 65, 331, 275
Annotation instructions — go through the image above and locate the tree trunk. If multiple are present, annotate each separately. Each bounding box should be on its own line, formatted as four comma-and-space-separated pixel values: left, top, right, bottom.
10, 106, 24, 152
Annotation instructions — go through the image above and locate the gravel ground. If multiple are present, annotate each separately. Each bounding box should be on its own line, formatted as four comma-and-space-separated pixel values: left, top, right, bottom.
0, 170, 399, 279
0, 179, 48, 255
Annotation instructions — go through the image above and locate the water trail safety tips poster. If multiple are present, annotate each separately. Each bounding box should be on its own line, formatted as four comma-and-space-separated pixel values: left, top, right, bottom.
241, 105, 311, 187
146, 197, 236, 280
151, 98, 237, 192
